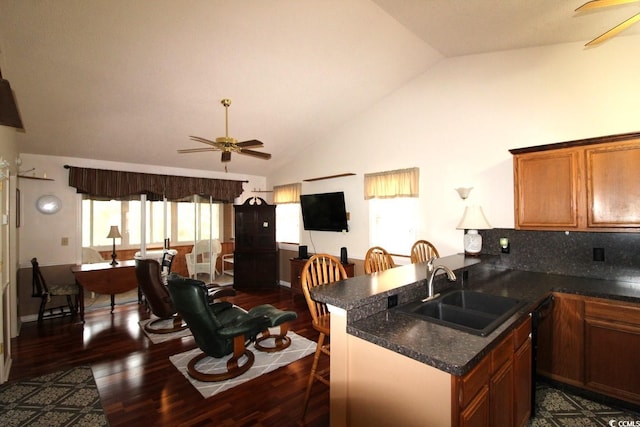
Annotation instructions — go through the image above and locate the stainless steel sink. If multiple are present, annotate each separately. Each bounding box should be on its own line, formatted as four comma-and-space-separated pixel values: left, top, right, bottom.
397, 290, 525, 336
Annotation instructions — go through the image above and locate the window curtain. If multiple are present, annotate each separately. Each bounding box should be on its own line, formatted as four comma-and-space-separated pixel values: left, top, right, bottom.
364, 167, 419, 200
66, 166, 245, 202
273, 182, 301, 204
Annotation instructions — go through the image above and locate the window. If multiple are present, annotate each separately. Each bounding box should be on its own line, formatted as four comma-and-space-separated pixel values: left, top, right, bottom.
368, 197, 417, 255
276, 203, 300, 244
82, 196, 221, 249
365, 167, 419, 256
273, 182, 302, 244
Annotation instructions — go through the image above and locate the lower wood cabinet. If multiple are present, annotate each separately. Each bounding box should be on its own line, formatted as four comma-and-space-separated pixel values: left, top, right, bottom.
453, 315, 531, 427
536, 293, 584, 386
537, 293, 640, 406
513, 333, 532, 427
459, 385, 489, 427
584, 298, 640, 404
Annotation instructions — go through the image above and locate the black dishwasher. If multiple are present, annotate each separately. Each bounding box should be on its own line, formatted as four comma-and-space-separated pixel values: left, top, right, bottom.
530, 294, 554, 416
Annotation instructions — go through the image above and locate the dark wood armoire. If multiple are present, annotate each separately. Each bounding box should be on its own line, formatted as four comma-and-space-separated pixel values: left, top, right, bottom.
233, 197, 278, 290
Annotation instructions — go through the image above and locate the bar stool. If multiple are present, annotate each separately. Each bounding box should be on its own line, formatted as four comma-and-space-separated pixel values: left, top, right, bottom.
410, 239, 440, 263
300, 253, 348, 418
364, 245, 396, 274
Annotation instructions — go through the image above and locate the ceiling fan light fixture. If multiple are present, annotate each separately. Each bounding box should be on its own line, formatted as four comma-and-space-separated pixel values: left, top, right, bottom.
215, 136, 237, 144
178, 98, 271, 164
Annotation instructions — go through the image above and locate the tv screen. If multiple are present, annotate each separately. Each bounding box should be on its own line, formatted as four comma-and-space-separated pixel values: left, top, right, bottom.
300, 192, 349, 232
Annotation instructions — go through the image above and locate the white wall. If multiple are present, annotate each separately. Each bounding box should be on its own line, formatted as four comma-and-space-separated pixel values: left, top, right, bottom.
267, 35, 640, 260
17, 153, 266, 267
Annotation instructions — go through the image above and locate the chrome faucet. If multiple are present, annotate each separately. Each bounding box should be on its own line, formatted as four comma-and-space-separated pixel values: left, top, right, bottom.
423, 257, 457, 302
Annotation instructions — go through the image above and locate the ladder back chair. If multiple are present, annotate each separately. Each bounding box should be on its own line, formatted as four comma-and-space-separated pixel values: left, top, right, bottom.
410, 240, 440, 264
300, 253, 348, 418
364, 246, 396, 274
31, 257, 79, 323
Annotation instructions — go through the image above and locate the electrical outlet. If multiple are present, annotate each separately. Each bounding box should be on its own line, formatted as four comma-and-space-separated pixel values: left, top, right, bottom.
387, 294, 398, 308
593, 247, 605, 262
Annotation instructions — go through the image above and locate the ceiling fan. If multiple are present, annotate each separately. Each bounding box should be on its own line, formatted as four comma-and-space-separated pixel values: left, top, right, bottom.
178, 98, 271, 163
576, 0, 640, 46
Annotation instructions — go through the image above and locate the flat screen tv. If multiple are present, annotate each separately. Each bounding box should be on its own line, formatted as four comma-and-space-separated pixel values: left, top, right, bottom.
300, 191, 349, 232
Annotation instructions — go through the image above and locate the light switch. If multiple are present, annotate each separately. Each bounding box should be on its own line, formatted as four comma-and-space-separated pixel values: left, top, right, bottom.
61, 237, 69, 246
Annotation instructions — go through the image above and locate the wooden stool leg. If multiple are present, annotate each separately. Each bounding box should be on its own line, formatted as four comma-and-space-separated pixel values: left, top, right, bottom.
303, 332, 326, 417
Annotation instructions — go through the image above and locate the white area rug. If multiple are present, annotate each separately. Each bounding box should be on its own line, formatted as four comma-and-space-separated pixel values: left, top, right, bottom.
139, 317, 193, 344
169, 332, 316, 398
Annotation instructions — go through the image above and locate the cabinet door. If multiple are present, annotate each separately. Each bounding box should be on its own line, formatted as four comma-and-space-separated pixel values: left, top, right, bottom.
289, 258, 305, 296
586, 140, 640, 228
584, 299, 640, 405
234, 250, 278, 290
513, 339, 532, 427
459, 386, 489, 427
513, 149, 581, 229
584, 319, 640, 404
234, 205, 276, 250
536, 293, 584, 386
490, 362, 513, 427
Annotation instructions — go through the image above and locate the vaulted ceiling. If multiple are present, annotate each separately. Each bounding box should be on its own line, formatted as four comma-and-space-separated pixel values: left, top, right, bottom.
1, 0, 638, 176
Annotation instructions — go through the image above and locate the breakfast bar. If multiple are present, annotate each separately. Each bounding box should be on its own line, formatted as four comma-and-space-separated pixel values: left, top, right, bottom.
310, 254, 640, 427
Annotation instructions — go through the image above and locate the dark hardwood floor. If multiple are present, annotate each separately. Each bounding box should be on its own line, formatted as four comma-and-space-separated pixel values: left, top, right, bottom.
9, 287, 329, 427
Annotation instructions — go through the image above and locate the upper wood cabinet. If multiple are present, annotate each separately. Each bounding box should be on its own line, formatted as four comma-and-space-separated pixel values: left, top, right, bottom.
511, 132, 640, 231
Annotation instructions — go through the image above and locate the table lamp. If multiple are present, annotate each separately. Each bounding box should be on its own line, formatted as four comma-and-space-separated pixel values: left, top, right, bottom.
107, 225, 122, 266
456, 205, 492, 255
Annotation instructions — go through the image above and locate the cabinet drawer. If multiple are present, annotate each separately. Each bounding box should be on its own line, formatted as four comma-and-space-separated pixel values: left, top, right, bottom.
514, 316, 532, 350
585, 299, 640, 326
491, 334, 513, 373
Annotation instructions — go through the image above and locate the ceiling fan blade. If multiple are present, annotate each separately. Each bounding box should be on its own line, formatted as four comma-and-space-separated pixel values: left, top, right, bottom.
221, 151, 232, 162
576, 0, 640, 11
236, 139, 264, 148
177, 147, 218, 153
239, 148, 272, 159
585, 12, 640, 45
189, 136, 221, 147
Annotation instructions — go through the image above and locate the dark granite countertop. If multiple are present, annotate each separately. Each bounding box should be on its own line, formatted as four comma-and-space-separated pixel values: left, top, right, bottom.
310, 254, 640, 377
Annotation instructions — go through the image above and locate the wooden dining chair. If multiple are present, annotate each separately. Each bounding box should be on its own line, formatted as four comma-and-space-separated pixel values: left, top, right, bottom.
364, 246, 395, 274
300, 253, 348, 418
410, 240, 440, 264
31, 258, 79, 323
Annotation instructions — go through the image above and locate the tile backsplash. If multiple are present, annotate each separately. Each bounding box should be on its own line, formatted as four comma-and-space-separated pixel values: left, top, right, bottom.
480, 228, 640, 283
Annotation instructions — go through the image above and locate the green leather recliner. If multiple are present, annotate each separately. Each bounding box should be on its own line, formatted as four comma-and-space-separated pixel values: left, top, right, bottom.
167, 274, 297, 382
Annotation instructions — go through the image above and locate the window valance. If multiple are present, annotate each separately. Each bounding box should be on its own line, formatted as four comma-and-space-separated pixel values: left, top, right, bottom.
273, 182, 301, 204
364, 167, 419, 200
65, 166, 245, 202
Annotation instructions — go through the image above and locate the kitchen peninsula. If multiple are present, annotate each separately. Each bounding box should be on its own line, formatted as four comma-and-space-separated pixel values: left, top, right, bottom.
310, 254, 640, 427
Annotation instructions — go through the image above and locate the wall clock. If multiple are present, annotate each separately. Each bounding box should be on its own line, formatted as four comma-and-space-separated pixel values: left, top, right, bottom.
36, 195, 62, 214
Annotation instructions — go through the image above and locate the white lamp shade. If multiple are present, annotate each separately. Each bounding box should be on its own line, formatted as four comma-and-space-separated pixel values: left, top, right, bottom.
456, 205, 492, 230
106, 225, 122, 239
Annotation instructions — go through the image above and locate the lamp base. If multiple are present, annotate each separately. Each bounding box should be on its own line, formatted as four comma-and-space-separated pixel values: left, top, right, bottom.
111, 252, 118, 266
463, 229, 483, 256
